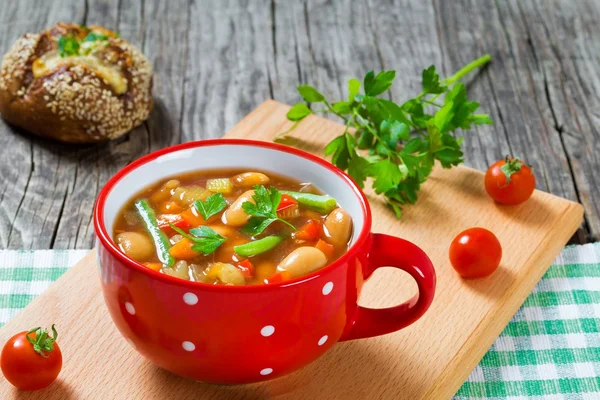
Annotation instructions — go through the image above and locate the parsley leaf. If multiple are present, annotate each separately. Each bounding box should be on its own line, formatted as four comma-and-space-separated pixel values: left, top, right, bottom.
347, 154, 371, 189
278, 54, 493, 218
287, 103, 312, 121
421, 65, 446, 94
325, 134, 351, 170
83, 32, 109, 42
366, 159, 404, 194
241, 185, 296, 236
170, 225, 226, 255
297, 84, 325, 103
189, 227, 227, 254
364, 70, 396, 96
332, 101, 351, 114
58, 35, 80, 58
348, 78, 361, 102
194, 193, 227, 221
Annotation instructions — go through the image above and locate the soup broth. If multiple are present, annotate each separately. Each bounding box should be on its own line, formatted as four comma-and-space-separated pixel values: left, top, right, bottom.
113, 169, 353, 285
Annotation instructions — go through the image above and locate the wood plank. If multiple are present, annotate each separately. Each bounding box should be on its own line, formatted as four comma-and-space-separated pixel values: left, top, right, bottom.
0, 1, 86, 249
181, 0, 274, 142
52, 0, 191, 249
524, 0, 600, 241
0, 0, 597, 249
0, 101, 583, 399
366, 0, 442, 97
86, 0, 120, 29
49, 0, 139, 249
430, 0, 512, 171
432, 0, 584, 241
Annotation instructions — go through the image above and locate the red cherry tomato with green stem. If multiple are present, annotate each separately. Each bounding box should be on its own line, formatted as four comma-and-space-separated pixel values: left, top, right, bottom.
449, 228, 502, 279
1, 325, 62, 391
485, 156, 536, 205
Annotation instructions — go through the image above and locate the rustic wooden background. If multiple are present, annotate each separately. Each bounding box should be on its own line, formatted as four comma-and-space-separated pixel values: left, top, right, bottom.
0, 0, 597, 249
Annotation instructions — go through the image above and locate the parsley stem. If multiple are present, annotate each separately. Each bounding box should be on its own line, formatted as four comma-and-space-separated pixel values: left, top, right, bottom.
324, 99, 349, 123
443, 54, 491, 86
274, 120, 301, 139
353, 108, 392, 151
277, 218, 297, 231
421, 99, 442, 108
415, 54, 491, 101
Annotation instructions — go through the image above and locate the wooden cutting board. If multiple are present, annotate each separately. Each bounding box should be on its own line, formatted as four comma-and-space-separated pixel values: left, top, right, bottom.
0, 100, 583, 399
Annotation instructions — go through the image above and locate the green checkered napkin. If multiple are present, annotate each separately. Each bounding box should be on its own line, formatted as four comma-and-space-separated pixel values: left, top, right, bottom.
0, 250, 89, 325
0, 246, 598, 399
456, 243, 600, 400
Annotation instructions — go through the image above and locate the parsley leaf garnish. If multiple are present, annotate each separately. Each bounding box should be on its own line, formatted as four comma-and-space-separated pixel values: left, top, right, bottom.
286, 103, 312, 121
276, 54, 493, 218
83, 32, 109, 42
58, 35, 80, 58
241, 185, 296, 236
58, 30, 116, 58
194, 193, 227, 221
170, 225, 226, 255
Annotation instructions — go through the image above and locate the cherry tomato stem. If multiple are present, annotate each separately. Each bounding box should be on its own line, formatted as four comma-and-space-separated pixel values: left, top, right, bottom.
485, 156, 535, 205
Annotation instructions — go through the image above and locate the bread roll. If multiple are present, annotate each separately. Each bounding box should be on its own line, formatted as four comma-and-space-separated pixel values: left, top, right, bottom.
0, 22, 153, 143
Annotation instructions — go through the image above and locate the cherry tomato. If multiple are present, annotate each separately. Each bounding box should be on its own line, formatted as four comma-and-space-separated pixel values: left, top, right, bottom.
485, 156, 536, 205
449, 228, 502, 279
1, 325, 62, 391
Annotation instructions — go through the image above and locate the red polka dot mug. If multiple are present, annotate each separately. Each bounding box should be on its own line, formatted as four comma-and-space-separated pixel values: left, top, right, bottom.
94, 139, 436, 384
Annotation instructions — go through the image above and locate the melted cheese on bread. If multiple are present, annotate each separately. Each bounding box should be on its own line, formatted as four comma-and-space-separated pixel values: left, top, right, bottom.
32, 51, 127, 95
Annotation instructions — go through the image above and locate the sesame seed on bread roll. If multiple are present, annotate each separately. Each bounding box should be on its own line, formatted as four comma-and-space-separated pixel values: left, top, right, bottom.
0, 22, 153, 143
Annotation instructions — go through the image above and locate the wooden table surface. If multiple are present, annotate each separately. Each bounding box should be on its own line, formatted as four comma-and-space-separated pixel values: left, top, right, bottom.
0, 0, 598, 249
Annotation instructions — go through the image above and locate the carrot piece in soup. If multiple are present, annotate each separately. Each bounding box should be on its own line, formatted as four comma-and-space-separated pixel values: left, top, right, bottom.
316, 239, 335, 260
294, 219, 322, 241
265, 272, 285, 284
179, 208, 207, 226
168, 238, 198, 260
144, 262, 163, 271
236, 259, 254, 278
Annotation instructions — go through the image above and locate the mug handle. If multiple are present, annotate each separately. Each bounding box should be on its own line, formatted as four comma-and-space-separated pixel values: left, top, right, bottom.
339, 233, 436, 341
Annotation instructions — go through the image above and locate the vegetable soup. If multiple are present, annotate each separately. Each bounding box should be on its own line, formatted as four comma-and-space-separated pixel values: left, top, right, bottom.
113, 169, 353, 285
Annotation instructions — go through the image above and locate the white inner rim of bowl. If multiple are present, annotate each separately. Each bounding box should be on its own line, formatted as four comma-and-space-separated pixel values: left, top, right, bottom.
102, 144, 365, 246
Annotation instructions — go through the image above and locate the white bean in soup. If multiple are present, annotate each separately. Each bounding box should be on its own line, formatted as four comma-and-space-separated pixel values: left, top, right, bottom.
116, 232, 155, 262
323, 208, 353, 247
232, 172, 270, 188
149, 179, 179, 204
277, 247, 327, 279
208, 225, 237, 239
223, 190, 255, 227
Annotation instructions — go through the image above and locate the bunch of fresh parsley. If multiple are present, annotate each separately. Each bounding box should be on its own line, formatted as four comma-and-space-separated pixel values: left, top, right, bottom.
277, 55, 493, 218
